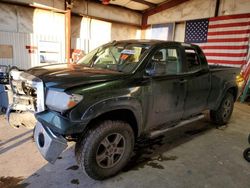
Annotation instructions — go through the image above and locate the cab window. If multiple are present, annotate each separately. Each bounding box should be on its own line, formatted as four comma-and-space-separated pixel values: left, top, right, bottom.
149, 48, 181, 76
185, 48, 201, 72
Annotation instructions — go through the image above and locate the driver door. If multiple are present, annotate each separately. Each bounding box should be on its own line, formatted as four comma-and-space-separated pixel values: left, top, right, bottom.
146, 46, 187, 129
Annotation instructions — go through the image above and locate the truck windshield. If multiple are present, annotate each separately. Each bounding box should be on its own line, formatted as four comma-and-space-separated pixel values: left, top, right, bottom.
77, 43, 151, 73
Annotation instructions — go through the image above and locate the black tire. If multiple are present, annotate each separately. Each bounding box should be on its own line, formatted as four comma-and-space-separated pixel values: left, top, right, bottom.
243, 148, 250, 162
210, 92, 234, 126
75, 120, 134, 180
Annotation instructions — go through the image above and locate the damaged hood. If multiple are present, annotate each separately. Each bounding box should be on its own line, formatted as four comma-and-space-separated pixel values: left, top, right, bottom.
26, 63, 128, 90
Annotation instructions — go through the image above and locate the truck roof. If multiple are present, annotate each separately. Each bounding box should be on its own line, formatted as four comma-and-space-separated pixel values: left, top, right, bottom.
112, 39, 197, 48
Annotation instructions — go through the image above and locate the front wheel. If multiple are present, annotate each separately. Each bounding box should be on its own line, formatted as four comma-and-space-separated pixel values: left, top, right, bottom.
75, 120, 134, 180
210, 92, 234, 126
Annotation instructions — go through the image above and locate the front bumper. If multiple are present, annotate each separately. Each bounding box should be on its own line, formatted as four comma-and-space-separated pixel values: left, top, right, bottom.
35, 110, 86, 135
34, 121, 68, 164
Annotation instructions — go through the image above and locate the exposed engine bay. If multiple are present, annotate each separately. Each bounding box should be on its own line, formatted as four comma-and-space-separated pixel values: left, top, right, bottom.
7, 69, 45, 128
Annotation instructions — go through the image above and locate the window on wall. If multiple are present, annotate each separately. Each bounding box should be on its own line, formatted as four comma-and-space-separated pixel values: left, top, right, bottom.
148, 23, 175, 41
39, 41, 60, 64
89, 19, 111, 51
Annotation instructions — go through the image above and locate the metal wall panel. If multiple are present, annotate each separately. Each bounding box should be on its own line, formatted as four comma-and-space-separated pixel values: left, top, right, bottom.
0, 3, 66, 70
73, 1, 141, 25
0, 4, 17, 32
0, 31, 65, 69
7, 0, 65, 10
148, 0, 217, 24
71, 17, 141, 55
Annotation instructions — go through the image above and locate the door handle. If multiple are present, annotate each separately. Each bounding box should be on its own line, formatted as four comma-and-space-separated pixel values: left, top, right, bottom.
179, 79, 187, 84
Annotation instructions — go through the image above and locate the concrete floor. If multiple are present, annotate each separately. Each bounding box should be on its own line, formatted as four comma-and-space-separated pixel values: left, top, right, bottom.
0, 102, 250, 188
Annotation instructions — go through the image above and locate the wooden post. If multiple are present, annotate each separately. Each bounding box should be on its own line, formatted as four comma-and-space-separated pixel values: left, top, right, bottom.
65, 1, 72, 64
214, 0, 220, 17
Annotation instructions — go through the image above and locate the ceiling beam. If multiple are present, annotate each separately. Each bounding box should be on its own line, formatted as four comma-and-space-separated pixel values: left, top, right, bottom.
142, 0, 190, 28
131, 0, 157, 8
72, 12, 141, 28
144, 0, 189, 16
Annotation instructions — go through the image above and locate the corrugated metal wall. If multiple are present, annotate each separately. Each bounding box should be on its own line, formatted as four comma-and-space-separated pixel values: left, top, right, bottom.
0, 3, 65, 70
0, 32, 65, 69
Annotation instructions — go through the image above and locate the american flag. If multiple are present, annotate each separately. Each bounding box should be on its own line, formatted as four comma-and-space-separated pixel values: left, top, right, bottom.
185, 13, 250, 67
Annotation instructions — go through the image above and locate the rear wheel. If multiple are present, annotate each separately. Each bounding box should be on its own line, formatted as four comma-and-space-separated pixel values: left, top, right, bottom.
75, 120, 134, 180
243, 148, 250, 162
210, 92, 234, 126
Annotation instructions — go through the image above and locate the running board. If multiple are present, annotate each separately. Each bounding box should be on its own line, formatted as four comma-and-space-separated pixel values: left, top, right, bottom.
149, 114, 205, 138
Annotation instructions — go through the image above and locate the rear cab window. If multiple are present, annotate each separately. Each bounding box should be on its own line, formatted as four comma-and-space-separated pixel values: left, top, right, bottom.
185, 48, 201, 72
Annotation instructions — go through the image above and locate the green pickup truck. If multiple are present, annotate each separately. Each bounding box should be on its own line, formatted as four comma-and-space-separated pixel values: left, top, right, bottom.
8, 40, 241, 180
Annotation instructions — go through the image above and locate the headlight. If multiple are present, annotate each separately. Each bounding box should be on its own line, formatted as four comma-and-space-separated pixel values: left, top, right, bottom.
45, 90, 83, 112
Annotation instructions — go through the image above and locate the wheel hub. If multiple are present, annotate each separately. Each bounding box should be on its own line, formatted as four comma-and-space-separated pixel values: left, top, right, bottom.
223, 98, 232, 119
96, 133, 125, 168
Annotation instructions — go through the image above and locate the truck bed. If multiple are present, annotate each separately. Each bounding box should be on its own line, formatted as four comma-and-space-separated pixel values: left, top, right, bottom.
209, 64, 241, 71
208, 65, 241, 110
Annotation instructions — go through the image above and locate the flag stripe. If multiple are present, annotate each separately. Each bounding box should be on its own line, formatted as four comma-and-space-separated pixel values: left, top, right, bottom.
197, 41, 247, 46
209, 18, 250, 25
204, 52, 247, 57
206, 56, 246, 61
208, 29, 250, 36
208, 25, 250, 32
203, 49, 248, 53
208, 21, 250, 29
207, 59, 246, 65
209, 13, 250, 21
207, 37, 249, 42
208, 33, 249, 39
201, 45, 248, 50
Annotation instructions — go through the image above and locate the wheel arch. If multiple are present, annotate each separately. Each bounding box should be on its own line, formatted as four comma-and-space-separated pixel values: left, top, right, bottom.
80, 98, 143, 138
227, 86, 238, 101
87, 109, 139, 138
212, 83, 238, 110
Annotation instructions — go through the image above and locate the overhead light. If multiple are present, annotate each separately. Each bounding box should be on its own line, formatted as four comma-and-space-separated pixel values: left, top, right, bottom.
102, 0, 110, 5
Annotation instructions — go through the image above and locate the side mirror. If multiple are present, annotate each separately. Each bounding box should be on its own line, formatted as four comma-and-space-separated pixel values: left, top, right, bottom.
145, 61, 156, 76
145, 67, 154, 76
145, 61, 166, 76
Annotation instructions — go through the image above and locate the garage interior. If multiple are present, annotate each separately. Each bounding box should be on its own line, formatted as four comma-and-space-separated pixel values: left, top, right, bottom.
0, 0, 250, 187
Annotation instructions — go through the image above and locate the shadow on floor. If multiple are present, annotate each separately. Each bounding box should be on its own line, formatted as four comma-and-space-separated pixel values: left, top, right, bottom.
0, 130, 33, 155
124, 117, 213, 172
17, 116, 215, 187
0, 130, 32, 147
